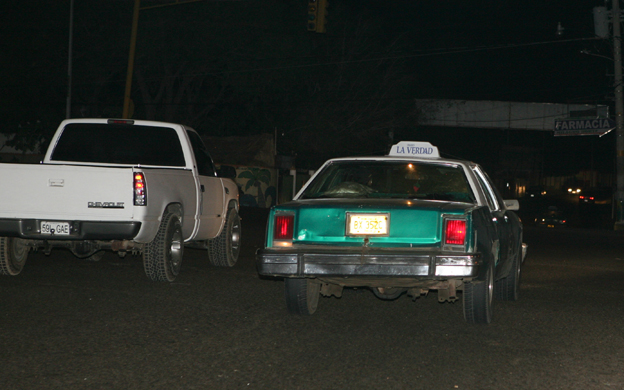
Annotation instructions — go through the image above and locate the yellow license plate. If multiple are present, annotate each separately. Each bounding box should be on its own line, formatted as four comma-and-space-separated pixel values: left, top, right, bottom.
347, 213, 389, 235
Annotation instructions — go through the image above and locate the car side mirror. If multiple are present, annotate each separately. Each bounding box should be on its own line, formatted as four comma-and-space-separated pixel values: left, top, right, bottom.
503, 199, 519, 211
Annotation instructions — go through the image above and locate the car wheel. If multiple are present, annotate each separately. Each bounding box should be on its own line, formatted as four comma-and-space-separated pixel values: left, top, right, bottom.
208, 208, 241, 267
0, 237, 29, 276
143, 212, 183, 282
285, 278, 320, 315
495, 245, 521, 301
463, 260, 494, 324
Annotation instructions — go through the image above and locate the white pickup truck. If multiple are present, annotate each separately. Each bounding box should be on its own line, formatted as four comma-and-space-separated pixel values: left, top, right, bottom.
0, 118, 240, 281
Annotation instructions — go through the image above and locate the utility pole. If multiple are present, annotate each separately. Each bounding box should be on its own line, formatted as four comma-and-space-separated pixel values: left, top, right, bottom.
613, 0, 624, 229
66, 0, 74, 119
121, 0, 205, 119
122, 0, 141, 119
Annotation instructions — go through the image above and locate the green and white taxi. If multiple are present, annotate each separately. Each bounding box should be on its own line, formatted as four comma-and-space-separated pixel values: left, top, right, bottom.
256, 142, 526, 324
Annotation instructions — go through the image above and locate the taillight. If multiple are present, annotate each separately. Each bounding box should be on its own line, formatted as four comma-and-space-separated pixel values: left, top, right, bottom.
108, 119, 135, 125
133, 172, 147, 206
445, 219, 466, 245
273, 214, 294, 247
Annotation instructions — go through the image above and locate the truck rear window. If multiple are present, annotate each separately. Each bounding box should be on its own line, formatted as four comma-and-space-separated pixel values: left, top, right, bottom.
50, 123, 186, 166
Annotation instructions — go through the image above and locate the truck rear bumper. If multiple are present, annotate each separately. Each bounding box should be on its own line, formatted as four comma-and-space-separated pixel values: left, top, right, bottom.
0, 219, 141, 240
257, 247, 482, 279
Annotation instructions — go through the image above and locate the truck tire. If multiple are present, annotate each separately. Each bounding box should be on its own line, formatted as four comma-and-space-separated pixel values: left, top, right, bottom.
143, 212, 183, 282
495, 245, 521, 301
285, 278, 320, 315
463, 260, 494, 324
0, 237, 29, 276
208, 208, 241, 267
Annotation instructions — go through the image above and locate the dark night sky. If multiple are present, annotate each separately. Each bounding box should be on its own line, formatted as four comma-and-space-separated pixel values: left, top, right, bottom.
323, 0, 608, 103
0, 0, 618, 175
351, 0, 617, 175
2, 1, 611, 104
2, 0, 610, 103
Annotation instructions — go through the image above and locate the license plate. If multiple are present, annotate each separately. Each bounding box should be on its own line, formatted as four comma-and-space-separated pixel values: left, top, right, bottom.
346, 213, 389, 235
41, 221, 71, 235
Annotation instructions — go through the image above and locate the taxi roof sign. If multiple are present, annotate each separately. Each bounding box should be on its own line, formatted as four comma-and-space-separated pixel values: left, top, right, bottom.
388, 141, 439, 158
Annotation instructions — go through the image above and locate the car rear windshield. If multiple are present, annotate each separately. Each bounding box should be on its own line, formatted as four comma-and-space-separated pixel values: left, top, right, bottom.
50, 123, 186, 167
300, 160, 475, 203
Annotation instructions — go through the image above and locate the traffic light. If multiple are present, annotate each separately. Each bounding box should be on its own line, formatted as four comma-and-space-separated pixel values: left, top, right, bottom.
307, 0, 328, 33
307, 0, 318, 32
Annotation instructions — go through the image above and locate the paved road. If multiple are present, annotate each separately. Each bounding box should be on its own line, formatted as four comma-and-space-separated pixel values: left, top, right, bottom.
1, 208, 623, 389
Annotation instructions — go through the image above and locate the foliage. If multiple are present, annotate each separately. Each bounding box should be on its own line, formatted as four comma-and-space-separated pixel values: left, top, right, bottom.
238, 168, 272, 208
125, 1, 421, 167
0, 121, 52, 154
2, 1, 421, 166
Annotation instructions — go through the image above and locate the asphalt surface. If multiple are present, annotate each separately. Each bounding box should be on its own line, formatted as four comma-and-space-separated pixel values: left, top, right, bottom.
1, 207, 624, 390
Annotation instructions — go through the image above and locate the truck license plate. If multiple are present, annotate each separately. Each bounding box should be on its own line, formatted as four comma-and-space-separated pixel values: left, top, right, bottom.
347, 213, 389, 235
41, 221, 71, 235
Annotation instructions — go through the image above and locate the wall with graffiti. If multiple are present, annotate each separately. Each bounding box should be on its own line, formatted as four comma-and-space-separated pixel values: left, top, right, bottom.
216, 164, 312, 208
234, 166, 278, 208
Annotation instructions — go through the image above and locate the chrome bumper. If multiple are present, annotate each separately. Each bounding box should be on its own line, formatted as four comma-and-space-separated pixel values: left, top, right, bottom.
257, 247, 482, 279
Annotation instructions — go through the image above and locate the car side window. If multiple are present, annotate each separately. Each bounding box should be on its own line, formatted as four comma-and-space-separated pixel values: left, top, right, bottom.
472, 166, 500, 211
187, 130, 216, 177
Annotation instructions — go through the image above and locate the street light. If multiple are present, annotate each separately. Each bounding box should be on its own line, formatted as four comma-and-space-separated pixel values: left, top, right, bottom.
579, 49, 614, 62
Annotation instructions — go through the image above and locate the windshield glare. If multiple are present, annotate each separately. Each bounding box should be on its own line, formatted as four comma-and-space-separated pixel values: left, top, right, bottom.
300, 161, 475, 203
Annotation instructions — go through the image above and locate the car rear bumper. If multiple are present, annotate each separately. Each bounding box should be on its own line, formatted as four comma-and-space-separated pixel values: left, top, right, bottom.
0, 218, 141, 240
257, 246, 482, 279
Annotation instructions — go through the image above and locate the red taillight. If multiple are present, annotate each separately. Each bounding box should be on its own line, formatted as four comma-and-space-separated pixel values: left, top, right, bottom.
107, 119, 135, 125
274, 215, 294, 240
445, 219, 466, 245
134, 172, 147, 206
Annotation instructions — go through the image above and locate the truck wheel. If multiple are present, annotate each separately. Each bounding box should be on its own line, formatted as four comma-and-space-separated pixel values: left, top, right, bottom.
495, 245, 521, 301
0, 237, 29, 276
285, 278, 320, 315
208, 208, 241, 267
463, 260, 494, 324
143, 212, 183, 282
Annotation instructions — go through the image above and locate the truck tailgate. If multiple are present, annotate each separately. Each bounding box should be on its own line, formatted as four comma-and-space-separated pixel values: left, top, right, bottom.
0, 164, 135, 221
